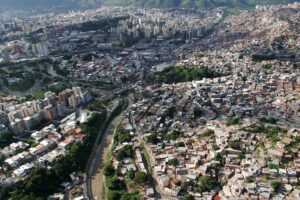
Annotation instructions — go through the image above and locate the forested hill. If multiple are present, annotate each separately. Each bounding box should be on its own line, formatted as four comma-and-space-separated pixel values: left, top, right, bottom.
0, 0, 297, 10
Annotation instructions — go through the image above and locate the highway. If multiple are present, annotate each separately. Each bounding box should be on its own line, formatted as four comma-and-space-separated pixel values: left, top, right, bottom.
85, 96, 133, 200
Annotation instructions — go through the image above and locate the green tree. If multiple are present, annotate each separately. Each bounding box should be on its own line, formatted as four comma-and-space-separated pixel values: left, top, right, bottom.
226, 117, 240, 126
107, 190, 122, 200
120, 192, 140, 200
134, 171, 148, 184
228, 140, 241, 150
0, 131, 13, 142
107, 177, 126, 190
184, 194, 195, 200
271, 181, 280, 194
115, 145, 134, 160
127, 169, 135, 180
104, 162, 115, 177
147, 134, 160, 144
202, 129, 215, 138
196, 176, 219, 193
168, 158, 179, 166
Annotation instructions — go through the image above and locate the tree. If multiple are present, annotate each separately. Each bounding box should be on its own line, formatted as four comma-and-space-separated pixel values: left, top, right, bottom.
115, 145, 134, 160
184, 194, 195, 200
134, 171, 148, 185
0, 131, 13, 142
56, 127, 62, 133
228, 140, 241, 150
226, 117, 240, 126
271, 181, 280, 194
106, 177, 126, 190
104, 162, 115, 177
0, 185, 11, 199
120, 192, 140, 200
127, 169, 135, 180
168, 158, 179, 166
115, 126, 132, 144
164, 130, 182, 141
202, 129, 215, 138
196, 176, 219, 193
147, 134, 160, 144
107, 190, 122, 200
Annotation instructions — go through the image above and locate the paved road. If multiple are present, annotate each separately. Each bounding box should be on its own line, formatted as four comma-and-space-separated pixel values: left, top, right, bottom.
86, 97, 133, 200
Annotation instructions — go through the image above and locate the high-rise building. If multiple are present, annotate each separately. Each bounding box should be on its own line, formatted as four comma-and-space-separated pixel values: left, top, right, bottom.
44, 105, 57, 121
10, 118, 24, 135
32, 100, 44, 112
58, 89, 73, 106
8, 110, 23, 123
81, 91, 92, 105
68, 95, 82, 108
23, 116, 35, 130
57, 103, 70, 116
32, 111, 45, 125
72, 87, 82, 96
45, 91, 57, 106
31, 42, 49, 57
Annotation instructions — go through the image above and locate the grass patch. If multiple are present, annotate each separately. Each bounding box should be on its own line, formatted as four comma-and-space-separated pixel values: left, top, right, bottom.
32, 91, 45, 99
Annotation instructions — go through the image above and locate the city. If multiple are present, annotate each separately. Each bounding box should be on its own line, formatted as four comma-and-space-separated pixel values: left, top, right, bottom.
0, 1, 299, 200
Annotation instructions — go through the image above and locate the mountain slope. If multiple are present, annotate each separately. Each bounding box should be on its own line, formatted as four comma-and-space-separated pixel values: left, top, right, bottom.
102, 0, 298, 8
0, 0, 297, 10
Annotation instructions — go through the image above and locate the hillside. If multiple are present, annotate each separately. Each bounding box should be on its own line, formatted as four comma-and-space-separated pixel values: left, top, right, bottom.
0, 0, 297, 10
102, 0, 297, 8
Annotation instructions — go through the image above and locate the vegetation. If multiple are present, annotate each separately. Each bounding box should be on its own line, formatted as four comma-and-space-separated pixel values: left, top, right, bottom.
260, 117, 278, 124
120, 192, 141, 200
48, 82, 67, 93
31, 91, 45, 99
108, 99, 128, 123
226, 116, 240, 126
248, 125, 286, 143
262, 64, 272, 70
164, 130, 183, 141
228, 140, 241, 150
184, 194, 195, 200
104, 162, 116, 177
107, 190, 122, 200
195, 175, 220, 193
81, 53, 98, 62
271, 181, 280, 194
168, 158, 179, 166
7, 75, 35, 91
115, 145, 134, 160
0, 131, 14, 142
153, 66, 219, 84
106, 176, 126, 190
87, 101, 105, 111
134, 171, 149, 184
114, 125, 132, 146
202, 129, 215, 138
146, 134, 160, 144
123, 35, 140, 47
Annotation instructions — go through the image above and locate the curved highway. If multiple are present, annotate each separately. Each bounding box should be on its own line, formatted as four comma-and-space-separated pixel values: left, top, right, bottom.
86, 97, 133, 200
